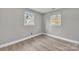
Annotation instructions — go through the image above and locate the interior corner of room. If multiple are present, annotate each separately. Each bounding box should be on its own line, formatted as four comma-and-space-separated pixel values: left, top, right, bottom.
0, 8, 79, 51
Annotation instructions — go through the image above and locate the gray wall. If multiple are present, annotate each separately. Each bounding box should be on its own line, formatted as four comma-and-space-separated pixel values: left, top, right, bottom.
0, 8, 79, 45
0, 8, 42, 45
43, 8, 79, 41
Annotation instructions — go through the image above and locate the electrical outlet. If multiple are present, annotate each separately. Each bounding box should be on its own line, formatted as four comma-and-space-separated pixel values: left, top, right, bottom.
30, 33, 32, 35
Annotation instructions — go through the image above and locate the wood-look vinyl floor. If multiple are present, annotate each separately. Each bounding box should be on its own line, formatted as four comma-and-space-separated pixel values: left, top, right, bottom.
0, 35, 79, 51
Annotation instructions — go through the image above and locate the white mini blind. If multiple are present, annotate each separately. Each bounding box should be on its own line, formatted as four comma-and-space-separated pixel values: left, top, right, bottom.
50, 15, 61, 26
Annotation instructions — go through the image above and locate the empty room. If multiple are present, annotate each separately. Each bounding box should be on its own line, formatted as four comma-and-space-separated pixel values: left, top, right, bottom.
0, 8, 79, 51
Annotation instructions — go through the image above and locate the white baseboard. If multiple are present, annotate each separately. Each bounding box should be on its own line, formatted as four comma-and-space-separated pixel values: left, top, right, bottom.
0, 33, 79, 48
43, 33, 79, 44
0, 33, 42, 48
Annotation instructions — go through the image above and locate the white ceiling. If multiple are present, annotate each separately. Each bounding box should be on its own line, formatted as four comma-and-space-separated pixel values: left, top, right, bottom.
31, 8, 60, 13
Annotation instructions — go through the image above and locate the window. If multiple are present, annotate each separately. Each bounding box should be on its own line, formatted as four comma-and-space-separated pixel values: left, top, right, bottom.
24, 12, 35, 26
50, 15, 61, 26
